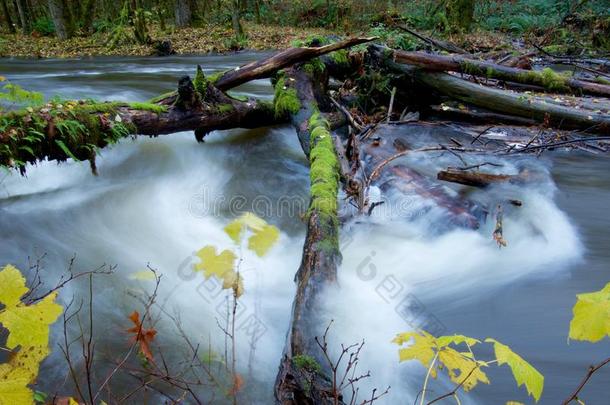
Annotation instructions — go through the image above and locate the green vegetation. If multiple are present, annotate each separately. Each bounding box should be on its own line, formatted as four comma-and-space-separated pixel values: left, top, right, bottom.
1, 1, 606, 57
273, 76, 300, 119
0, 95, 171, 172
293, 354, 321, 374
307, 112, 339, 251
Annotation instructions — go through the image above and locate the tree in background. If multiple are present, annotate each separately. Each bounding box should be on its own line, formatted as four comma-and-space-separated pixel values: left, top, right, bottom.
175, 0, 191, 28
15, 0, 31, 34
446, 0, 476, 32
47, 0, 72, 39
1, 0, 15, 33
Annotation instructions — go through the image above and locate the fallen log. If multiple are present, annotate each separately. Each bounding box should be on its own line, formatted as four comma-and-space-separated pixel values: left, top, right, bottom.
274, 67, 342, 402
1, 37, 373, 173
0, 75, 277, 172
437, 168, 529, 188
371, 46, 610, 134
393, 50, 610, 97
214, 36, 376, 91
429, 104, 537, 126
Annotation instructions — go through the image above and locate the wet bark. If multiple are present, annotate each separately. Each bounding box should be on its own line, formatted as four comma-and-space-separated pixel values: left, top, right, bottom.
393, 50, 610, 97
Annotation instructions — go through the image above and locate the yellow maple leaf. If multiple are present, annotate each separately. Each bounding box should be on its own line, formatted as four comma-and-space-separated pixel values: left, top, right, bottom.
0, 265, 63, 349
193, 246, 243, 296
224, 213, 280, 257
394, 331, 488, 391
569, 282, 610, 343
193, 246, 236, 280
248, 224, 280, 257
0, 264, 63, 405
392, 331, 438, 378
486, 338, 544, 402
438, 347, 489, 391
0, 355, 36, 405
129, 270, 157, 281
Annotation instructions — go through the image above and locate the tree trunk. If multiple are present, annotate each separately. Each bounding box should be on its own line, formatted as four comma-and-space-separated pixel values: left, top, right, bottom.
1, 0, 15, 33
174, 0, 191, 28
47, 0, 70, 40
81, 0, 96, 34
393, 50, 610, 97
231, 0, 244, 41
273, 62, 342, 405
446, 0, 475, 32
15, 0, 30, 34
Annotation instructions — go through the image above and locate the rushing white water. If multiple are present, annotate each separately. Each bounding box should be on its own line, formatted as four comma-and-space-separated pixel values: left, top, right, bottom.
1, 55, 603, 404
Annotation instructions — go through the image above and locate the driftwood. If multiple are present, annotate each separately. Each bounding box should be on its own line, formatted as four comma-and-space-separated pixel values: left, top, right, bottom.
370, 46, 610, 134
393, 50, 610, 97
437, 168, 529, 188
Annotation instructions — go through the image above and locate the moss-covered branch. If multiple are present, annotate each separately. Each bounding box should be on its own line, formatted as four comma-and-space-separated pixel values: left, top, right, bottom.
393, 50, 610, 97
0, 77, 277, 173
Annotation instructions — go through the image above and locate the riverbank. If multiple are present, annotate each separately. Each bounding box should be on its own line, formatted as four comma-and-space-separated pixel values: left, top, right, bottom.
0, 23, 335, 58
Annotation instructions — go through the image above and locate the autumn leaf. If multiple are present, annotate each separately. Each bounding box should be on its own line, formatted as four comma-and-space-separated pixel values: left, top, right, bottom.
194, 246, 236, 279
486, 338, 544, 402
393, 331, 488, 389
129, 270, 157, 281
0, 264, 63, 405
224, 212, 280, 257
229, 373, 244, 396
248, 224, 280, 257
568, 282, 610, 343
127, 311, 157, 363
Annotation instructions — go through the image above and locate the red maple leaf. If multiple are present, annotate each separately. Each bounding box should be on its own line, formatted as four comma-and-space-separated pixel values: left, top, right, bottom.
126, 311, 157, 363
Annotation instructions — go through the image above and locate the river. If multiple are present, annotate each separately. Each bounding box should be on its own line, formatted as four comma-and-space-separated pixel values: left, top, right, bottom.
0, 54, 608, 404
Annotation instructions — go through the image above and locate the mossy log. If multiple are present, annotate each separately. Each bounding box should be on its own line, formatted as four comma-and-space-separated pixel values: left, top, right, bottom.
0, 77, 276, 172
214, 36, 376, 91
393, 50, 610, 97
371, 46, 610, 133
274, 66, 342, 404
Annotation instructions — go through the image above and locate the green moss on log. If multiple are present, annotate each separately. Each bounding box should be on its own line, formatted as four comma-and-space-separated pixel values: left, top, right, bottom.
293, 354, 321, 374
194, 65, 208, 100
217, 103, 235, 114
302, 57, 326, 75
148, 91, 177, 103
307, 112, 339, 251
0, 100, 145, 173
517, 67, 571, 92
274, 76, 301, 118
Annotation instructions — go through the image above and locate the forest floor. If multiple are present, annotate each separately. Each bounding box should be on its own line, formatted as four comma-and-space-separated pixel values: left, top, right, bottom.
0, 23, 336, 58
0, 20, 605, 60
